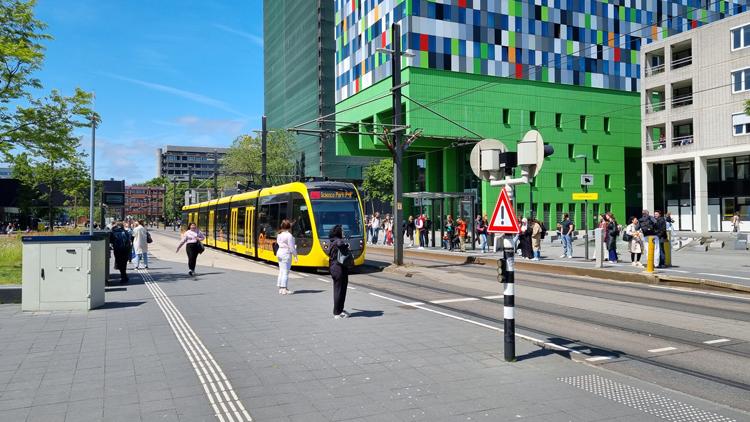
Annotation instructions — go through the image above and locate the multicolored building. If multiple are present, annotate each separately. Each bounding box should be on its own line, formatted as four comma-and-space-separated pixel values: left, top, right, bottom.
334, 0, 746, 228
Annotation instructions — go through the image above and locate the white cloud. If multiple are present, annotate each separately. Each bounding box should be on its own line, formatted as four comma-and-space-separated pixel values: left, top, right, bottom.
213, 23, 263, 47
101, 72, 248, 118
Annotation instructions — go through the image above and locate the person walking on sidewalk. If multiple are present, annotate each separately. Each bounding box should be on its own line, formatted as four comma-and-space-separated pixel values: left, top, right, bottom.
406, 215, 415, 247
457, 217, 467, 252
531, 219, 542, 260
275, 219, 298, 295
558, 213, 574, 259
443, 215, 455, 251
654, 210, 667, 268
132, 220, 150, 269
625, 216, 643, 267
606, 212, 620, 264
415, 214, 425, 249
477, 216, 488, 253
732, 211, 741, 233
328, 225, 351, 319
109, 222, 132, 283
176, 223, 206, 276
371, 212, 381, 245
384, 215, 393, 246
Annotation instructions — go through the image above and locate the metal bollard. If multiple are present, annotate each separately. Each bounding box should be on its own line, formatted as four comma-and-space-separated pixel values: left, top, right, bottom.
646, 237, 655, 273
664, 233, 672, 267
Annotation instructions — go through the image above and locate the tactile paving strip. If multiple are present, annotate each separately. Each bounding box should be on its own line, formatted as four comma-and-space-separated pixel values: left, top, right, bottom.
558, 374, 735, 422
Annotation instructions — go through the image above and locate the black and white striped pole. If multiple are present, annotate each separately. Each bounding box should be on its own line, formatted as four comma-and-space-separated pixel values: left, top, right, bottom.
499, 232, 515, 361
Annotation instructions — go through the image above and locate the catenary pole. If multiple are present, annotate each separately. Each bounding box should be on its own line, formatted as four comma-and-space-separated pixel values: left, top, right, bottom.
88, 114, 96, 234
583, 156, 589, 261
392, 23, 404, 266
261, 115, 268, 187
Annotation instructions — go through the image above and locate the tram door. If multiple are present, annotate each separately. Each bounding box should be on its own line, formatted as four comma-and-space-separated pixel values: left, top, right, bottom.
229, 208, 239, 252
247, 207, 255, 256
207, 210, 215, 247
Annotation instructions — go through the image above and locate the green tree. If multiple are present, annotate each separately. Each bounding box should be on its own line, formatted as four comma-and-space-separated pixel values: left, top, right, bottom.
1, 1, 95, 160
362, 158, 393, 203
222, 130, 297, 184
745, 99, 750, 116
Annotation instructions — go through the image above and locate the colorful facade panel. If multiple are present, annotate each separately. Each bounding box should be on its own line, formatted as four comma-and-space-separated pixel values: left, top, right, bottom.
335, 0, 747, 102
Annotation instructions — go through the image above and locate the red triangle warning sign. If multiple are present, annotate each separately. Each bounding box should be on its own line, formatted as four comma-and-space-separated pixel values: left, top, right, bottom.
488, 188, 520, 234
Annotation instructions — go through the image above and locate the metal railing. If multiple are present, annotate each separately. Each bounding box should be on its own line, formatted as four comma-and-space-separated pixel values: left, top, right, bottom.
646, 100, 666, 114
671, 55, 692, 70
645, 63, 665, 76
645, 138, 667, 151
672, 93, 693, 108
672, 135, 694, 147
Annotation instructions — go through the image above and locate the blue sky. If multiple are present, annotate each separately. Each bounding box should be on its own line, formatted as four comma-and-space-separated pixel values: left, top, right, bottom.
34, 0, 263, 184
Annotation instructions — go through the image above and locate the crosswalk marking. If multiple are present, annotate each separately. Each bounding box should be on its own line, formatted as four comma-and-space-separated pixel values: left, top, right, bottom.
703, 338, 730, 345
430, 297, 480, 304
648, 346, 677, 353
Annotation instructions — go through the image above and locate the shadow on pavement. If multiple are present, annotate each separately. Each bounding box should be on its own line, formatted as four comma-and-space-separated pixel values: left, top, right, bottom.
292, 290, 324, 294
348, 309, 384, 318
98, 301, 146, 309
516, 347, 555, 361
105, 287, 127, 292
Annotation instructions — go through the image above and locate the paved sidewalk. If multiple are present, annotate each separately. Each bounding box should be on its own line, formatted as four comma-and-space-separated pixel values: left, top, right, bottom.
0, 232, 746, 421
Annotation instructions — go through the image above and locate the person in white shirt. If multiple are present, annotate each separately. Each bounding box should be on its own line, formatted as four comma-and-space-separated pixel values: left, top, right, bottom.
275, 219, 298, 295
371, 212, 381, 244
176, 223, 206, 276
132, 220, 150, 269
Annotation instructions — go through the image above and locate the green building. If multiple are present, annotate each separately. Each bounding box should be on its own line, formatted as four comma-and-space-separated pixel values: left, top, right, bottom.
332, 0, 741, 228
263, 0, 373, 180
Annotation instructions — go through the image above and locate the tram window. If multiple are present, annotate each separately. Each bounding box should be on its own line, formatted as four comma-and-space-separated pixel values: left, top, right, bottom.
237, 207, 245, 244
216, 208, 228, 242
198, 209, 208, 231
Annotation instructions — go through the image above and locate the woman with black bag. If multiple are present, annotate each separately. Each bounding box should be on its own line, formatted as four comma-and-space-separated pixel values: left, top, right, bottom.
176, 222, 206, 276
328, 225, 352, 319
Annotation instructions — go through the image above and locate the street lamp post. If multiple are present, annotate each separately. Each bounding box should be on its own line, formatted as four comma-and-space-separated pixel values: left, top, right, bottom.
88, 113, 97, 234
576, 154, 589, 261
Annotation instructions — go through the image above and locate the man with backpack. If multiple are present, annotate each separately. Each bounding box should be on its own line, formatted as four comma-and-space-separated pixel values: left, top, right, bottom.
654, 210, 668, 268
638, 210, 659, 269
327, 225, 353, 319
109, 222, 132, 283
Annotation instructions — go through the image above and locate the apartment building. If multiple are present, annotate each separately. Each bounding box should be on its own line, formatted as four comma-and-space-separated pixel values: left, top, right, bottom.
157, 146, 229, 182
642, 12, 750, 232
125, 185, 165, 221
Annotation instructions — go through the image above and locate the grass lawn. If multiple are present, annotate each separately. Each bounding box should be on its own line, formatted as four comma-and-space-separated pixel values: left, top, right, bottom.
0, 229, 86, 285
0, 236, 22, 285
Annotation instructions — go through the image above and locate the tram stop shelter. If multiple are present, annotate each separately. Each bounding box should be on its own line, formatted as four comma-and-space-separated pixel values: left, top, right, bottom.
403, 191, 477, 250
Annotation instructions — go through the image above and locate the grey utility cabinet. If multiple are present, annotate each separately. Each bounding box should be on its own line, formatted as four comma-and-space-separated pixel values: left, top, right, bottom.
21, 235, 106, 311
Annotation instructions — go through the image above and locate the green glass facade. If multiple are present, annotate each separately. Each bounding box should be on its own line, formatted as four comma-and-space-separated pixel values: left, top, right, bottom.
263, 0, 371, 179
336, 67, 641, 228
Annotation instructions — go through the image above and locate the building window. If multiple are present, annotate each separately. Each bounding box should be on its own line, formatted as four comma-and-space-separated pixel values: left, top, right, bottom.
555, 113, 562, 129
707, 159, 720, 182
580, 115, 587, 131
722, 157, 735, 180
737, 156, 750, 180
732, 113, 750, 135
731, 24, 750, 51
556, 173, 563, 188
593, 145, 599, 160
732, 67, 750, 93
605, 174, 611, 189
529, 111, 537, 127
568, 144, 574, 159
604, 117, 611, 133
502, 108, 510, 125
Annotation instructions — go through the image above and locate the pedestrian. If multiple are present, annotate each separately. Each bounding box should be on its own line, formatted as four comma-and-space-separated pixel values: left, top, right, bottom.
638, 210, 659, 269
477, 216, 488, 253
109, 222, 132, 283
474, 214, 482, 245
444, 215, 455, 251
517, 218, 532, 258
328, 225, 351, 319
625, 216, 643, 267
606, 212, 620, 264
425, 215, 433, 247
366, 215, 373, 242
176, 222, 206, 277
371, 212, 381, 245
415, 214, 425, 249
384, 215, 393, 246
406, 215, 415, 247
273, 219, 298, 295
457, 217, 467, 252
558, 213, 574, 259
132, 220, 150, 269
732, 211, 741, 233
654, 210, 667, 268
531, 218, 542, 261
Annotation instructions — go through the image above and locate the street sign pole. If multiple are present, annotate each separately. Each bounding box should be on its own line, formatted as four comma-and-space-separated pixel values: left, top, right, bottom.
503, 185, 516, 362
583, 158, 589, 261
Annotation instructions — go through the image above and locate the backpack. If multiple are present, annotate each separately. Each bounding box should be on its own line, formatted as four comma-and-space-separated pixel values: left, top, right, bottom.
334, 242, 354, 269
112, 230, 131, 251
540, 222, 548, 239
639, 217, 655, 234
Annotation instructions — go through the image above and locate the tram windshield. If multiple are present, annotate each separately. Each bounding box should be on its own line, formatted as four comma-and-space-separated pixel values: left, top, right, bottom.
311, 199, 363, 239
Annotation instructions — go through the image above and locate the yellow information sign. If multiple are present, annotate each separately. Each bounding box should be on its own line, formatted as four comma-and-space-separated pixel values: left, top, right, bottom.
572, 192, 599, 201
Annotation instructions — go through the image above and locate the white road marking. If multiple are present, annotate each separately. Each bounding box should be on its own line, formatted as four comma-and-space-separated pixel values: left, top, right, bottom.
586, 356, 613, 362
368, 293, 584, 356
703, 338, 731, 345
648, 346, 677, 353
661, 269, 690, 274
429, 297, 480, 304
317, 277, 331, 283
347, 286, 357, 290
297, 273, 309, 277
138, 269, 252, 422
698, 272, 750, 281
482, 295, 504, 299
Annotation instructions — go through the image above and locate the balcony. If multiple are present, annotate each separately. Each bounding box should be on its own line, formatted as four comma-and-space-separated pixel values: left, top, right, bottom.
645, 49, 666, 77
671, 80, 693, 109
672, 120, 694, 148
646, 87, 666, 114
671, 41, 692, 70
645, 125, 667, 151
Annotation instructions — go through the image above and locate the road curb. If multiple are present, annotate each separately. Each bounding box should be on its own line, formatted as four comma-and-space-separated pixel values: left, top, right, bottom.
367, 246, 750, 295
0, 285, 21, 304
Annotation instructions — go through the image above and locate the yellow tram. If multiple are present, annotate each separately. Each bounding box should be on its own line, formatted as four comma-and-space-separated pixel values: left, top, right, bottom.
181, 181, 366, 268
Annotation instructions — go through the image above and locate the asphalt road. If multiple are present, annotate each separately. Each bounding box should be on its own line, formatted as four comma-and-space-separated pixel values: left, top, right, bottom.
153, 228, 750, 413
362, 248, 750, 413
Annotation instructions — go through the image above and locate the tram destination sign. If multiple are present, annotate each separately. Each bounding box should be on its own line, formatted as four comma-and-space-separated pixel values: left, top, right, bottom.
309, 190, 355, 200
